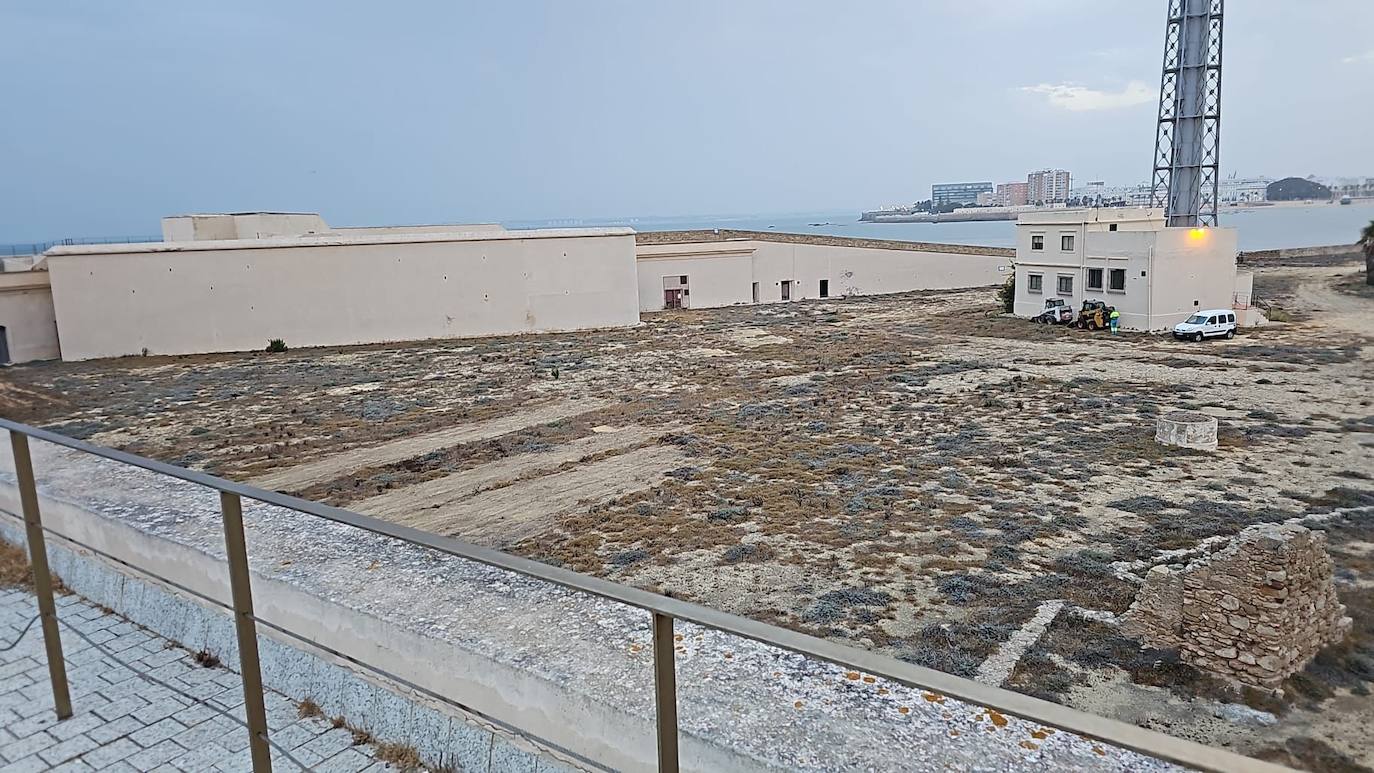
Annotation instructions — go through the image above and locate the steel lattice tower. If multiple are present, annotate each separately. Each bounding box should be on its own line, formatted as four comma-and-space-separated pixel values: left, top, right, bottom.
1149, 0, 1224, 227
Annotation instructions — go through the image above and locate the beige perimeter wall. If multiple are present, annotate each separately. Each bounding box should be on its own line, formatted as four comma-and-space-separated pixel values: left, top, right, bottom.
46, 231, 640, 361
0, 272, 60, 363
636, 239, 1011, 311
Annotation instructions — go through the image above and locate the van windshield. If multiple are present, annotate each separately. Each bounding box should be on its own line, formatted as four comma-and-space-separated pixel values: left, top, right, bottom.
1186, 314, 1207, 324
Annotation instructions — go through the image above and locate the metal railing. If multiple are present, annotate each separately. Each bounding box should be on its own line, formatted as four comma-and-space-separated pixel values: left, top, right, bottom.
1, 235, 162, 258
0, 417, 1291, 773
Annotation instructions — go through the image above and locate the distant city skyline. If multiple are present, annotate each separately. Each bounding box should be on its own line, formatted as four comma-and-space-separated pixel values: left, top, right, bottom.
2, 0, 1372, 240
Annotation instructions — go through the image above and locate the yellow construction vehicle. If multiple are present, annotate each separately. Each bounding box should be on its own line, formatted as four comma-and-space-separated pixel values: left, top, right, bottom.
1075, 300, 1115, 331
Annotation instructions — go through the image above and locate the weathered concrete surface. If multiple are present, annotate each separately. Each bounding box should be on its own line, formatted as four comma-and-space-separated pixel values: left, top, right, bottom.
1155, 411, 1219, 451
390, 444, 691, 546
249, 398, 609, 491
975, 601, 1065, 687
1123, 523, 1352, 688
0, 432, 1179, 772
350, 424, 672, 520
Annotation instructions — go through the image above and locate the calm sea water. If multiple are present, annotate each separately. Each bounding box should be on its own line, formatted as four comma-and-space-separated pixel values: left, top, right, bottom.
511, 201, 1374, 252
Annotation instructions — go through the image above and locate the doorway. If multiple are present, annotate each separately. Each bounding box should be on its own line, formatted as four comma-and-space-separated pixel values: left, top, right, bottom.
819, 279, 829, 298
751, 282, 759, 303
0, 326, 8, 364
662, 275, 690, 309
780, 280, 792, 301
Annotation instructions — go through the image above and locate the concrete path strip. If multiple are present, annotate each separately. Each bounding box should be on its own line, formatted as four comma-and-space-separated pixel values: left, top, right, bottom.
974, 599, 1065, 687
248, 398, 610, 491
349, 424, 675, 518
392, 444, 691, 546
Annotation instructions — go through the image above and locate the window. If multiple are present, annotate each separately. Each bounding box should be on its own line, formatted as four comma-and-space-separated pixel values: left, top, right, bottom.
781, 280, 791, 301
1186, 314, 1207, 324
1061, 234, 1075, 251
679, 275, 688, 285
1031, 235, 1044, 250
1027, 273, 1043, 293
819, 279, 829, 298
1109, 223, 1118, 232
1207, 316, 1218, 324
1227, 313, 1235, 324
1086, 268, 1104, 290
1109, 268, 1126, 291
1057, 275, 1073, 294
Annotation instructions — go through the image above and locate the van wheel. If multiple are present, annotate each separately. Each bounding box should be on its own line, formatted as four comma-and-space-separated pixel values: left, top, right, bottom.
1225, 328, 1235, 339
1194, 332, 1204, 342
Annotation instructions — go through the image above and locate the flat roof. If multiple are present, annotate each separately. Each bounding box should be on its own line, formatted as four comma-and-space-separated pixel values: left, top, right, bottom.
43, 226, 635, 257
634, 229, 1015, 257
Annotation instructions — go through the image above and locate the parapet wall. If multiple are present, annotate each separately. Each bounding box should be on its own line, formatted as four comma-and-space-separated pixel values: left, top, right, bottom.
1123, 523, 1351, 688
634, 229, 1015, 258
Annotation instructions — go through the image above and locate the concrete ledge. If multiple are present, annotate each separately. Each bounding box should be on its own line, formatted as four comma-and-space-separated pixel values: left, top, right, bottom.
633, 229, 1015, 257
42, 227, 636, 257
0, 431, 1176, 772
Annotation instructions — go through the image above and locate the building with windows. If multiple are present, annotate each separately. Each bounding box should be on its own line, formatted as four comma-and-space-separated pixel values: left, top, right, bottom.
1218, 176, 1271, 204
634, 231, 1010, 312
1011, 208, 1258, 331
931, 182, 994, 208
1027, 169, 1072, 204
0, 213, 1014, 363
994, 182, 1028, 207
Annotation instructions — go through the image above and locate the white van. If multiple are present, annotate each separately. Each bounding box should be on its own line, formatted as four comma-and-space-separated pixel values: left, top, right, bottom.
1172, 309, 1237, 341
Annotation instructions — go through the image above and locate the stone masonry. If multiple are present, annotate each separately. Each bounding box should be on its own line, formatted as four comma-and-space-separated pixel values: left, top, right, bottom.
1122, 523, 1351, 688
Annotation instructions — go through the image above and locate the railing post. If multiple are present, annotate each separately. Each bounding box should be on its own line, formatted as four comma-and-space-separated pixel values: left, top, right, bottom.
651, 612, 680, 773
220, 492, 272, 772
9, 432, 72, 720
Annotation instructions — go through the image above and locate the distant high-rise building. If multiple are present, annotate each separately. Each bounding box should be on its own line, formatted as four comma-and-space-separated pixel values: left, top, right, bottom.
931, 181, 994, 208
995, 182, 1029, 207
1027, 169, 1072, 204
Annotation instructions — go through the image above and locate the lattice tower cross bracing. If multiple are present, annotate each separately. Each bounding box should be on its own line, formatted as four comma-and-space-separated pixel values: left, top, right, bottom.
1149, 0, 1224, 227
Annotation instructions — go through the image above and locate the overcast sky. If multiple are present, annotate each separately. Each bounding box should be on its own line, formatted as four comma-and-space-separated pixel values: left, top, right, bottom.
2, 0, 1371, 239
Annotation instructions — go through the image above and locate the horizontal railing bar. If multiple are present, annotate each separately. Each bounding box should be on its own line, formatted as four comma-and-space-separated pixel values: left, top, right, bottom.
0, 418, 1290, 773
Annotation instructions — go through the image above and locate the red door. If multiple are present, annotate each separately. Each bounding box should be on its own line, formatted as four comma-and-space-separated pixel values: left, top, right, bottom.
664, 289, 683, 309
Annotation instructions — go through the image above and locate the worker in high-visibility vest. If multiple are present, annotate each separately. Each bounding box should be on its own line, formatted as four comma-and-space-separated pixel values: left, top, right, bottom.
1109, 308, 1121, 335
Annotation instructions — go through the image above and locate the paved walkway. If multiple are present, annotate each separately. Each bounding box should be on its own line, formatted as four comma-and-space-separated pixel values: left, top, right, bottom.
0, 587, 406, 772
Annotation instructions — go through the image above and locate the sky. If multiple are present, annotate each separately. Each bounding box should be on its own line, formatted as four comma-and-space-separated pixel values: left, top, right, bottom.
2, 0, 1372, 240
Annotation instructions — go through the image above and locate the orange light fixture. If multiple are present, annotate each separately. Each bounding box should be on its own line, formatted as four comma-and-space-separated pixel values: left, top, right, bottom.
1188, 227, 1208, 241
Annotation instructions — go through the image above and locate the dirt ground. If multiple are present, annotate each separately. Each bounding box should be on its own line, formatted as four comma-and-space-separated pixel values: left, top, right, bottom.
2, 262, 1371, 770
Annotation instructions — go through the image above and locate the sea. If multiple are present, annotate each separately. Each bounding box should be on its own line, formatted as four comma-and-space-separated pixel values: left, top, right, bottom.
507, 200, 1374, 252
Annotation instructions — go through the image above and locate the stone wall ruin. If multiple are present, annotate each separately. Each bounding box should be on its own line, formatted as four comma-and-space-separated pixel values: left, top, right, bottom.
1122, 522, 1351, 688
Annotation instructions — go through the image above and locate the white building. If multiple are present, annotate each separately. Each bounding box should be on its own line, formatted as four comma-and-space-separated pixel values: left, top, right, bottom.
635, 233, 1011, 311
1027, 169, 1072, 204
0, 214, 1014, 363
37, 214, 640, 361
1219, 176, 1271, 204
1011, 208, 1258, 332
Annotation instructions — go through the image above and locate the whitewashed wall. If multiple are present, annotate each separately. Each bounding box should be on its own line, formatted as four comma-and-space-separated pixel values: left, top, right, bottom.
0, 272, 60, 363
46, 229, 639, 360
636, 239, 1011, 312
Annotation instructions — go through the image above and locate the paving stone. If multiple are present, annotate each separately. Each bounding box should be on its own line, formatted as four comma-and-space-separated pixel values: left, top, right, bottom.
316, 747, 376, 773
128, 716, 186, 748
165, 741, 234, 770
124, 739, 185, 770
0, 755, 53, 773
47, 712, 105, 741
37, 733, 99, 766
1, 729, 56, 761
78, 736, 141, 768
